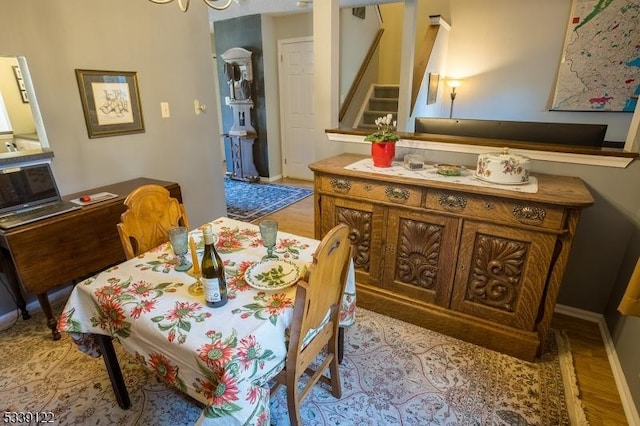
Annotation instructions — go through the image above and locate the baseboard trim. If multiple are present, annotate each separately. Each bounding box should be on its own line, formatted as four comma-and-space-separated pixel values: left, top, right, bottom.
261, 174, 283, 183
555, 304, 640, 426
0, 285, 73, 331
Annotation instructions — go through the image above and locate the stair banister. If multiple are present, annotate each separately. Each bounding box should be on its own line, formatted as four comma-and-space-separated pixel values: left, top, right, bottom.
339, 28, 385, 122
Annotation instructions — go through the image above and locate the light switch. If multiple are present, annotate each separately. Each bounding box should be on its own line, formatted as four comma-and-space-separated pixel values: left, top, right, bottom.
194, 99, 206, 115
160, 102, 170, 118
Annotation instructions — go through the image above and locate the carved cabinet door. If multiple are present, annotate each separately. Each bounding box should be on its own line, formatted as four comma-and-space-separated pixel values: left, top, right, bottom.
320, 196, 385, 286
382, 208, 460, 307
451, 220, 557, 330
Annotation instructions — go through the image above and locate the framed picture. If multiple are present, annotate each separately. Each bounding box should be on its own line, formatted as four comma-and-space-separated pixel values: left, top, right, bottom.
75, 69, 144, 138
12, 66, 28, 104
427, 72, 440, 105
352, 7, 366, 19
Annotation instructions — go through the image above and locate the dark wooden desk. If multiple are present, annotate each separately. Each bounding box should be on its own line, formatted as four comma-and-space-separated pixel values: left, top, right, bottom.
0, 177, 182, 339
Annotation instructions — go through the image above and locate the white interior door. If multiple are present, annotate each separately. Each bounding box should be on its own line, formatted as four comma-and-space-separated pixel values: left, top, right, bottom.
278, 37, 315, 180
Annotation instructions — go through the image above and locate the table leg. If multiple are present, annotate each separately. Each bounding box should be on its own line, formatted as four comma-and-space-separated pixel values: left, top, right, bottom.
96, 334, 131, 410
36, 293, 61, 340
338, 327, 344, 364
0, 250, 30, 320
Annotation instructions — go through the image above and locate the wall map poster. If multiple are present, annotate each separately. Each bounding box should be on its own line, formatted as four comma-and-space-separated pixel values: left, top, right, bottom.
551, 0, 640, 112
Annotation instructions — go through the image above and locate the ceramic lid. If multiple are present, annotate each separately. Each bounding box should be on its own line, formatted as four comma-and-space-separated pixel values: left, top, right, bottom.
481, 147, 530, 162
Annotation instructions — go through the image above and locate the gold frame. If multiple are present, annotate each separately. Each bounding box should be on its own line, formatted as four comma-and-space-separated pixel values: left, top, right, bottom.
427, 72, 440, 105
75, 69, 144, 138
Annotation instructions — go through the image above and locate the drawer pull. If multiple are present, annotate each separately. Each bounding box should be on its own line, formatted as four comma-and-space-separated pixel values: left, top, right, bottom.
438, 194, 467, 211
330, 178, 351, 193
512, 205, 546, 224
363, 184, 372, 191
484, 202, 495, 210
385, 187, 410, 202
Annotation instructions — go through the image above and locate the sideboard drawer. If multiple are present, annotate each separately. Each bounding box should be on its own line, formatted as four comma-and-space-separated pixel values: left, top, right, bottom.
319, 176, 422, 207
425, 190, 565, 230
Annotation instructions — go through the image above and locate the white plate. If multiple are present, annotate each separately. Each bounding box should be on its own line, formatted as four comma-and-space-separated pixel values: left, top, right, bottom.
474, 173, 530, 186
245, 259, 300, 291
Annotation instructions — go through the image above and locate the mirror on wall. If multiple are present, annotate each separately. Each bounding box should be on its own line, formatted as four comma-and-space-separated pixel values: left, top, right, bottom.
0, 56, 47, 155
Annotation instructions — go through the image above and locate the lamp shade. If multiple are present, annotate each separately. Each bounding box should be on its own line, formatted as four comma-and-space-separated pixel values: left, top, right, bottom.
447, 79, 463, 89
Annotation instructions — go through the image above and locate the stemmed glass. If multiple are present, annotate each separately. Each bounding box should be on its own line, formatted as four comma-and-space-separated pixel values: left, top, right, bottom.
259, 220, 279, 260
168, 226, 192, 272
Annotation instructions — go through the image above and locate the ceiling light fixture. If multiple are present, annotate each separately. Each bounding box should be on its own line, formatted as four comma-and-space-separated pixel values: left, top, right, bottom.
148, 0, 233, 12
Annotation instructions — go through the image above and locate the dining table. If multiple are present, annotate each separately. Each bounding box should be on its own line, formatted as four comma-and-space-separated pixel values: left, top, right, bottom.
59, 216, 356, 425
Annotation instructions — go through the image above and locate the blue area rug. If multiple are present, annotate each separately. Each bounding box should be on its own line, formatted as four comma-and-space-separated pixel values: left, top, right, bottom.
225, 178, 313, 222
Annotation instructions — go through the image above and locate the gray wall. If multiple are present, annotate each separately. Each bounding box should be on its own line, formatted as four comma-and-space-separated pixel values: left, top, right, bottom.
0, 0, 226, 316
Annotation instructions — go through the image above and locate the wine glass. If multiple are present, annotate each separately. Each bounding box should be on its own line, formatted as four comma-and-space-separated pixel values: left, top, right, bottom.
168, 226, 192, 272
259, 220, 279, 259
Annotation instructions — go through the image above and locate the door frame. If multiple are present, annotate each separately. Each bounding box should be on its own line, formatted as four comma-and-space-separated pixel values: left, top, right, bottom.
277, 36, 314, 179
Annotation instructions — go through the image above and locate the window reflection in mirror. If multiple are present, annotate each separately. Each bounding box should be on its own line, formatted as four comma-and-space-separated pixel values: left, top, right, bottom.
0, 56, 46, 155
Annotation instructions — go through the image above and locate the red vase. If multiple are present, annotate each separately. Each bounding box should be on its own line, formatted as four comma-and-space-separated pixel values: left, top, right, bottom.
371, 142, 396, 168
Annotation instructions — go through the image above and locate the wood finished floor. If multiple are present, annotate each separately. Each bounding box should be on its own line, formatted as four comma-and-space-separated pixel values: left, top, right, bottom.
259, 177, 629, 425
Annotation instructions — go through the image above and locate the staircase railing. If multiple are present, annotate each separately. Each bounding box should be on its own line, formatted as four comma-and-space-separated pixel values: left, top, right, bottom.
411, 23, 440, 114
339, 28, 385, 122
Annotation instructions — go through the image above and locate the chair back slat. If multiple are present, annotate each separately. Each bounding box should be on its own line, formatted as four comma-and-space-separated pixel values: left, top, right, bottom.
298, 225, 351, 338
117, 184, 190, 259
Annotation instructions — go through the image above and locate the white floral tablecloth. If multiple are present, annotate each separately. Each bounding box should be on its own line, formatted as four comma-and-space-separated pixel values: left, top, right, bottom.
60, 217, 356, 425
345, 158, 539, 193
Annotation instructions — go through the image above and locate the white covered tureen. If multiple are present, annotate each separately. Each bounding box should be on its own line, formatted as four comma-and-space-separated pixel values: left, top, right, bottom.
475, 148, 531, 185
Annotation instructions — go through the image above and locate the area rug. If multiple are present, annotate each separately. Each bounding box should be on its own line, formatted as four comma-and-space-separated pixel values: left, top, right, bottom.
0, 304, 587, 425
225, 178, 313, 222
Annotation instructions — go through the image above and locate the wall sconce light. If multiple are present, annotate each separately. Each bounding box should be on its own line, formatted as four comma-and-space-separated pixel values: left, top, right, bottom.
447, 79, 463, 119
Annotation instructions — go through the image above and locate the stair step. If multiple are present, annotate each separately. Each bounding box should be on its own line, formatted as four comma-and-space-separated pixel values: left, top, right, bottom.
368, 98, 398, 111
362, 110, 398, 125
373, 85, 400, 99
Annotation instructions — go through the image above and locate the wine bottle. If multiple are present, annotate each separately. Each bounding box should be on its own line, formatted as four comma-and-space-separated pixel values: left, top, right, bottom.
201, 225, 228, 308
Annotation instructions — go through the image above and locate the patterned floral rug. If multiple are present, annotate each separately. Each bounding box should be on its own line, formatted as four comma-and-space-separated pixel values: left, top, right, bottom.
225, 179, 313, 222
0, 303, 587, 425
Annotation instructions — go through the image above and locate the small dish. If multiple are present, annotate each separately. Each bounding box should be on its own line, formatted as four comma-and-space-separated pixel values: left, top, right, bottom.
435, 164, 464, 176
245, 259, 300, 290
403, 154, 424, 170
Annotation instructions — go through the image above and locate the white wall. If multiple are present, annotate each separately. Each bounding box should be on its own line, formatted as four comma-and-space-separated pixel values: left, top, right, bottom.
339, 6, 380, 104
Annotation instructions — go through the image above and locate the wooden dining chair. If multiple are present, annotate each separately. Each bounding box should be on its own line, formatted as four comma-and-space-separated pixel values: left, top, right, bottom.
117, 184, 190, 259
271, 223, 352, 426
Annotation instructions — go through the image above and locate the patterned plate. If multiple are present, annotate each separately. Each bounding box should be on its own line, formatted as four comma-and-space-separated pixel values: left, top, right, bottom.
245, 259, 300, 291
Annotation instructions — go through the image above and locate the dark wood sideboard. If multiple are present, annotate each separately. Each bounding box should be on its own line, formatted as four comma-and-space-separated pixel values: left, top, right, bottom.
310, 154, 594, 361
0, 177, 182, 339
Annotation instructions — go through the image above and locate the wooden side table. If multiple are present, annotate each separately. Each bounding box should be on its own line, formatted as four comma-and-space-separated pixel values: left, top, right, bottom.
0, 177, 182, 339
